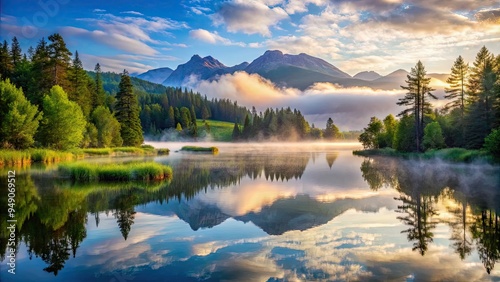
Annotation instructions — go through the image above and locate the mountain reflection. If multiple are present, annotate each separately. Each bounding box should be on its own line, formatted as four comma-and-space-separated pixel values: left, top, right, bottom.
360, 156, 500, 273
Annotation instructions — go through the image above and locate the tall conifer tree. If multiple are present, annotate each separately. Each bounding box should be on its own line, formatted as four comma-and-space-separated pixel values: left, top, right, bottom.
115, 70, 143, 146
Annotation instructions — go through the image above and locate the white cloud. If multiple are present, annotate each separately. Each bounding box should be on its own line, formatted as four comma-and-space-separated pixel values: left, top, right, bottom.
189, 29, 246, 46
212, 0, 289, 37
93, 9, 106, 13
121, 11, 144, 16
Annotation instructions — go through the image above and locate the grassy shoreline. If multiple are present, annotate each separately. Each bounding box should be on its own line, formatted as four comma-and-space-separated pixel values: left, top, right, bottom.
0, 146, 170, 167
353, 147, 495, 163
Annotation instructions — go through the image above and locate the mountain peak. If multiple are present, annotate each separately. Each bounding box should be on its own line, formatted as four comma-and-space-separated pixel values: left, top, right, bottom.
264, 50, 283, 56
190, 54, 202, 61
246, 50, 351, 79
353, 71, 382, 81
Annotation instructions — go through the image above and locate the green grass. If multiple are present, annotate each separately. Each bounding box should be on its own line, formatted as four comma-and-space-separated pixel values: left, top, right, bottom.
0, 150, 31, 166
181, 146, 219, 154
74, 146, 165, 156
353, 147, 494, 163
58, 162, 173, 182
0, 149, 79, 166
0, 146, 170, 167
197, 119, 235, 142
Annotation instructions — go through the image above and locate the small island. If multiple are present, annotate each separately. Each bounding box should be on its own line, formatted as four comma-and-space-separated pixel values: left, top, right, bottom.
181, 146, 219, 154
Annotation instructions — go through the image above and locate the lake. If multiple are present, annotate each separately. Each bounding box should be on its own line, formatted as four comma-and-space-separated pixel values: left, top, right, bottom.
1, 142, 499, 281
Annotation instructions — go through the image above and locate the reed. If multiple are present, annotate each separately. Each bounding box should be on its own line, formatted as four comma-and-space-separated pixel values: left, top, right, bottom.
58, 162, 173, 182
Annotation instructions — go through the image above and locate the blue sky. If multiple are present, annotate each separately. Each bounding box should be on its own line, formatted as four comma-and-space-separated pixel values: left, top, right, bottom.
2, 0, 500, 75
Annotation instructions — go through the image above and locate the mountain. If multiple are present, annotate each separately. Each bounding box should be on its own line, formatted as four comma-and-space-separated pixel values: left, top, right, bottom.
428, 73, 449, 82
210, 62, 249, 77
353, 71, 382, 81
246, 50, 351, 78
162, 55, 227, 86
137, 67, 173, 84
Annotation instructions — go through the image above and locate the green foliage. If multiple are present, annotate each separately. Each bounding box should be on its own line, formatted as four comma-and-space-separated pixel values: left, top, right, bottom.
81, 122, 98, 148
423, 122, 446, 150
67, 51, 93, 117
394, 115, 417, 152
358, 117, 383, 149
324, 117, 340, 139
0, 79, 41, 149
91, 106, 123, 148
310, 126, 323, 139
179, 107, 191, 129
38, 85, 86, 150
58, 162, 173, 182
232, 122, 241, 140
484, 129, 500, 158
115, 70, 143, 147
381, 114, 398, 148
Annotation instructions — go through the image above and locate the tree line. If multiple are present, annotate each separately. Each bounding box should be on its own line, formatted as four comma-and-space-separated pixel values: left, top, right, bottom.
231, 107, 342, 141
359, 46, 500, 158
0, 33, 350, 146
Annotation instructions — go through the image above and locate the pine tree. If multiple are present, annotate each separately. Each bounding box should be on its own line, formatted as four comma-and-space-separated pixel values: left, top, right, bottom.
445, 56, 469, 111
10, 37, 22, 67
30, 38, 52, 105
465, 47, 496, 148
189, 105, 198, 137
47, 33, 72, 88
397, 61, 436, 152
242, 114, 251, 139
232, 122, 240, 140
93, 63, 106, 108
115, 70, 143, 146
68, 51, 92, 117
166, 106, 175, 128
444, 56, 469, 146
0, 40, 13, 79
324, 117, 340, 140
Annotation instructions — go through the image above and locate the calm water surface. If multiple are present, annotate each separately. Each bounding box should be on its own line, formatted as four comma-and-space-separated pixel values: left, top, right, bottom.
1, 142, 500, 281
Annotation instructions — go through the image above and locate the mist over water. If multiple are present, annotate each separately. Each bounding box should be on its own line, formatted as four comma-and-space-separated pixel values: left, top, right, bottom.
2, 142, 500, 281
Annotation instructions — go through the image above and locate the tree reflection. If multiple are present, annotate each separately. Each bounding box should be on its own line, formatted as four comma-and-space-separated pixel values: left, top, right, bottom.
359, 155, 500, 272
395, 193, 438, 256
471, 210, 500, 274
443, 189, 473, 260
325, 153, 338, 169
113, 191, 138, 240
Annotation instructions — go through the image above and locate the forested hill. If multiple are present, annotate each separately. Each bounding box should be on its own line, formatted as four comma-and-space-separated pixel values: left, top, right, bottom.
87, 71, 167, 95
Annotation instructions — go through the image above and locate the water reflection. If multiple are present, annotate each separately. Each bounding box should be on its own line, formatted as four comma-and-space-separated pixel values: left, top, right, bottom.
1, 145, 499, 281
360, 156, 500, 273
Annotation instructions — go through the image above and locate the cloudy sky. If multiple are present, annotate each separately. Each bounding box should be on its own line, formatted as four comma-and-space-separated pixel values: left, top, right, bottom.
1, 0, 500, 75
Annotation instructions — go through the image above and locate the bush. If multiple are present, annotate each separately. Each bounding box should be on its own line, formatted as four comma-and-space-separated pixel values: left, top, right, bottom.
484, 129, 500, 158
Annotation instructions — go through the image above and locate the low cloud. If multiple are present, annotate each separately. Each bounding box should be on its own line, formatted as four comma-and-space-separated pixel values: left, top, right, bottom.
189, 72, 404, 130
